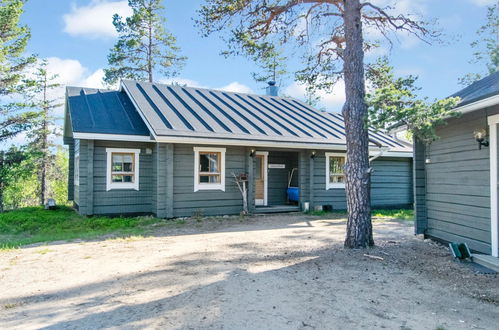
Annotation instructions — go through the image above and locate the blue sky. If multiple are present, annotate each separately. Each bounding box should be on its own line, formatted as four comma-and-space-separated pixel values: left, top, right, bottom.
21, 0, 495, 103
5, 0, 495, 148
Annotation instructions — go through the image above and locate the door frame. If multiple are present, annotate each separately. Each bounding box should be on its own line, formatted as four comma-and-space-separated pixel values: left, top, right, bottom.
255, 151, 268, 206
488, 114, 499, 257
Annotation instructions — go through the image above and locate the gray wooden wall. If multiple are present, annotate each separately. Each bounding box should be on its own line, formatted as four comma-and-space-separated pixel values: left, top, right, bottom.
73, 140, 155, 216
416, 106, 499, 254
70, 141, 413, 218
311, 152, 413, 210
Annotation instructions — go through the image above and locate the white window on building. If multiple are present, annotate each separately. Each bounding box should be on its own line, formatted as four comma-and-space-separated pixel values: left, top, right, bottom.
106, 148, 140, 191
194, 147, 226, 192
325, 152, 346, 189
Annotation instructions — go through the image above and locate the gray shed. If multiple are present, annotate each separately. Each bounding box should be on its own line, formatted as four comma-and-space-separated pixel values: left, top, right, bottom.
63, 80, 413, 218
414, 71, 499, 258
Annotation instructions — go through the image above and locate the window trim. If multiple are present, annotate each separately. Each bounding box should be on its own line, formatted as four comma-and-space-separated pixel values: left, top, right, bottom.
325, 152, 346, 189
74, 152, 80, 186
194, 147, 226, 192
106, 148, 140, 191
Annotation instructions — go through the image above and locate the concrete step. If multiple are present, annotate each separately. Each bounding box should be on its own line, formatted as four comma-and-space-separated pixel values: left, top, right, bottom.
254, 205, 301, 214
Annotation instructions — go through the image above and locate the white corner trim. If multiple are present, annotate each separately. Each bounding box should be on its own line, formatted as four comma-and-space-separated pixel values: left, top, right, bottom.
193, 147, 226, 192
255, 151, 268, 206
106, 148, 141, 191
325, 152, 346, 190
73, 132, 153, 142
488, 117, 498, 258
457, 94, 499, 115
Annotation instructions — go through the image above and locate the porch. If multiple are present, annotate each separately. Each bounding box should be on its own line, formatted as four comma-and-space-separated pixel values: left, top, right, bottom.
250, 150, 302, 213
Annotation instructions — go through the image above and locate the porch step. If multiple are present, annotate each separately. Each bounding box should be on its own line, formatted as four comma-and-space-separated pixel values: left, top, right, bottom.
473, 254, 499, 273
254, 205, 301, 214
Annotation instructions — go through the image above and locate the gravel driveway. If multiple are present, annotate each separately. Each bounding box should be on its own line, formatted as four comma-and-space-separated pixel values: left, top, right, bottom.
1, 213, 498, 329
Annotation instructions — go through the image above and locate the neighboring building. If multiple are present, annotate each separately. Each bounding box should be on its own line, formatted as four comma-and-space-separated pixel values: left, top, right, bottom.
414, 71, 499, 258
63, 80, 413, 218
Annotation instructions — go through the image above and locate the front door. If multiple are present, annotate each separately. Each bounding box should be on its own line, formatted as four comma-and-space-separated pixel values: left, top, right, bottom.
255, 152, 268, 206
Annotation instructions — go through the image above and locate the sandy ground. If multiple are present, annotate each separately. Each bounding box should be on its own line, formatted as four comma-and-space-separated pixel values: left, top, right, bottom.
0, 213, 498, 330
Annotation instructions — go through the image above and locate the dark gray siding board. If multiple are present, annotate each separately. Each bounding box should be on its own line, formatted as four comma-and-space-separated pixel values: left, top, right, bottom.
313, 152, 413, 210
67, 138, 75, 201
74, 139, 80, 205
172, 144, 245, 217
77, 139, 89, 215
413, 141, 428, 234
153, 143, 167, 218
419, 106, 499, 254
166, 144, 174, 218
86, 140, 94, 215
91, 140, 155, 216
246, 148, 255, 213
298, 151, 310, 207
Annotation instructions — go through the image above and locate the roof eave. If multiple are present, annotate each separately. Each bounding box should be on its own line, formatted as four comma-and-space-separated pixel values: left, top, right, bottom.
455, 93, 499, 115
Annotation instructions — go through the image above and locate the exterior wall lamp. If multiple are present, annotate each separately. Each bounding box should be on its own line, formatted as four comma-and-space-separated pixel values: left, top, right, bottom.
310, 151, 316, 159
473, 129, 489, 150
250, 149, 256, 157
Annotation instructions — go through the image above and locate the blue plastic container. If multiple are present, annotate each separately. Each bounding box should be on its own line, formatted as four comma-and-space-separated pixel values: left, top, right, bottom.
287, 187, 300, 202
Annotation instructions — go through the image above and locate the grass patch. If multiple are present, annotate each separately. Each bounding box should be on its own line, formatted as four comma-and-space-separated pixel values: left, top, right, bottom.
307, 208, 414, 220
0, 206, 166, 249
372, 209, 414, 220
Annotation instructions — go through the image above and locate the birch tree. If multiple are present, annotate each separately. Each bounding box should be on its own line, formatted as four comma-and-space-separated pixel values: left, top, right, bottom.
197, 0, 438, 248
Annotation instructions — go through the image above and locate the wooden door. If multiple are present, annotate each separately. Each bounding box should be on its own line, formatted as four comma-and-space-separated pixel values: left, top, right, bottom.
255, 153, 267, 205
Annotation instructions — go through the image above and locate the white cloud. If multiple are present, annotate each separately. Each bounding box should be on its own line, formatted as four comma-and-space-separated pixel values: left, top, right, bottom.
469, 0, 497, 6
160, 78, 208, 89
219, 82, 254, 94
161, 78, 254, 94
63, 0, 132, 39
37, 57, 106, 116
283, 80, 345, 111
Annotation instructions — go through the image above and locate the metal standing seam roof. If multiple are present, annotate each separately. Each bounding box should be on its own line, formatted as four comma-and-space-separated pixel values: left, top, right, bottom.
451, 71, 499, 106
65, 87, 150, 136
120, 80, 411, 152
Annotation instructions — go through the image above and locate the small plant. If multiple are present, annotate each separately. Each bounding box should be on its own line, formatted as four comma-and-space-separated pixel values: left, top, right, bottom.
192, 209, 204, 220
3, 303, 18, 309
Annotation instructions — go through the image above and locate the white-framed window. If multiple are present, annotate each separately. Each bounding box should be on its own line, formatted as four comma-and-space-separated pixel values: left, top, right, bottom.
74, 152, 80, 186
106, 148, 140, 191
193, 147, 226, 192
325, 152, 346, 189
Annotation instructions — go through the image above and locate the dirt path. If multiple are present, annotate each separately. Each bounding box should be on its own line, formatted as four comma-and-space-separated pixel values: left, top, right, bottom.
0, 214, 498, 330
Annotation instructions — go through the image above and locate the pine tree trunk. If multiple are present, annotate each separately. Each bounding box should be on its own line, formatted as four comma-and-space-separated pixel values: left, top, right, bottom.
342, 0, 373, 248
147, 1, 153, 83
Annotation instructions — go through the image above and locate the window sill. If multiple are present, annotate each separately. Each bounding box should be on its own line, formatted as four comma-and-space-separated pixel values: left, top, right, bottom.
106, 184, 139, 191
194, 183, 225, 192
326, 184, 345, 190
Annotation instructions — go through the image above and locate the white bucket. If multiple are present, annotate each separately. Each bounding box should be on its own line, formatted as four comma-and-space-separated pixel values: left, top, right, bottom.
302, 202, 310, 212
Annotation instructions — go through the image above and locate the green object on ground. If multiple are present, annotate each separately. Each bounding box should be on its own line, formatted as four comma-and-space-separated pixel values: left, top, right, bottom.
449, 242, 472, 260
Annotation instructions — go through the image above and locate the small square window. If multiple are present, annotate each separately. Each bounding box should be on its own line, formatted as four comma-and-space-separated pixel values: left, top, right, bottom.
106, 148, 140, 191
194, 147, 226, 191
326, 153, 346, 189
